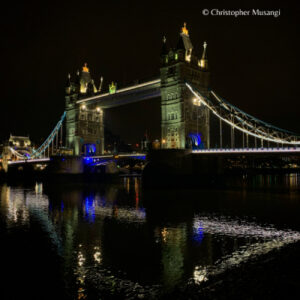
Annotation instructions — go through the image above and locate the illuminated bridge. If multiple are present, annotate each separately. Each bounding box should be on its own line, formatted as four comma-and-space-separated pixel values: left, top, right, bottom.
2, 23, 300, 172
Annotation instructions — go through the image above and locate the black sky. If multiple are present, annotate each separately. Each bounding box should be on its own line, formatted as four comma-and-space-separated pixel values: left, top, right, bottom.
0, 0, 299, 144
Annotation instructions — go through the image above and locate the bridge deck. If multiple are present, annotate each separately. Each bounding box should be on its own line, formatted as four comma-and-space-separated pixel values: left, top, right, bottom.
76, 79, 161, 108
192, 147, 300, 154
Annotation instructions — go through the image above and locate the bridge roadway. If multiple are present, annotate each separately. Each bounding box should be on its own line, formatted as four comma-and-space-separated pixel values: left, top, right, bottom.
192, 147, 300, 154
7, 153, 147, 166
76, 79, 161, 108
7, 148, 300, 166
8, 158, 50, 165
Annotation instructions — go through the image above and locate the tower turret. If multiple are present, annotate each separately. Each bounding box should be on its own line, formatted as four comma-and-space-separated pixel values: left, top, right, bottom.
160, 23, 210, 150
176, 23, 193, 62
199, 41, 208, 70
161, 36, 169, 65
65, 73, 71, 94
80, 63, 93, 94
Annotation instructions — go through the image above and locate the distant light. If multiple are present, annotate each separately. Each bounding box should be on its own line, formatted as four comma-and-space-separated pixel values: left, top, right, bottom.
81, 104, 86, 110
193, 98, 201, 106
96, 107, 101, 112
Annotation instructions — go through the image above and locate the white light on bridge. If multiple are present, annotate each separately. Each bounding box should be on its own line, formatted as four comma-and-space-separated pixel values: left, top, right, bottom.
192, 147, 300, 154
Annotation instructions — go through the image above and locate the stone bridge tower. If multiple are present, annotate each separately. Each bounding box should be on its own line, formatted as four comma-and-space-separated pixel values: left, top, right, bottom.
160, 23, 210, 149
65, 64, 104, 156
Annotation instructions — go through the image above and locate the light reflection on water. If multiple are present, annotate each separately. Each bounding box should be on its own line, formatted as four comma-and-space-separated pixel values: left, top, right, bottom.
0, 174, 299, 299
192, 215, 300, 284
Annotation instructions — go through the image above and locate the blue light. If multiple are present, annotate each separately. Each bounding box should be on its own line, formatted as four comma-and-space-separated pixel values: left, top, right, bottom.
61, 201, 64, 212
189, 133, 204, 149
132, 155, 146, 160
193, 225, 204, 243
84, 196, 95, 223
84, 143, 96, 156
84, 157, 92, 165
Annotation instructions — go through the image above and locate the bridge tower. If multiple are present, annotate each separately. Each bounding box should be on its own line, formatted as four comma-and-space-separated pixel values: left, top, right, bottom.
65, 64, 104, 156
160, 23, 210, 149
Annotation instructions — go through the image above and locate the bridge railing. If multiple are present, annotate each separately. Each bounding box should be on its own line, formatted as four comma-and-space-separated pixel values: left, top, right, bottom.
186, 82, 300, 147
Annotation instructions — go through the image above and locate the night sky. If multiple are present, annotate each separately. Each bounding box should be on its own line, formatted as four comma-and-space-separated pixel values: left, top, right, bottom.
1, 0, 299, 145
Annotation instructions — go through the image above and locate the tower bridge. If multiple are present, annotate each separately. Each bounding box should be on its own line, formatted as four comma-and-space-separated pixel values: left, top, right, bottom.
64, 22, 299, 157
65, 22, 211, 155
2, 23, 300, 171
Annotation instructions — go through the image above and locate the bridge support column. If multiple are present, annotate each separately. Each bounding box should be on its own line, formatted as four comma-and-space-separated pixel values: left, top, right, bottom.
231, 126, 235, 148
219, 119, 223, 148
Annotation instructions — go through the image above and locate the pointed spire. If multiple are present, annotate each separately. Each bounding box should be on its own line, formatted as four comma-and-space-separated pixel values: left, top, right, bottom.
161, 35, 168, 55
98, 76, 103, 92
199, 41, 208, 69
66, 73, 71, 87
75, 70, 80, 85
202, 41, 208, 59
65, 73, 72, 94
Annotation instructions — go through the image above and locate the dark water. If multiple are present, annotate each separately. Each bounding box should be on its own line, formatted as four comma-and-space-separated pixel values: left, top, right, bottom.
0, 174, 300, 299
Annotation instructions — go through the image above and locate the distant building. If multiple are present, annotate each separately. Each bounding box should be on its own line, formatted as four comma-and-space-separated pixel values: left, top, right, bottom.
9, 135, 31, 149
3, 135, 33, 159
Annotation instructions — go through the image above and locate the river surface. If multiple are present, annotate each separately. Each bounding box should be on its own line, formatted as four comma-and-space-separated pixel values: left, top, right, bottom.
0, 174, 299, 299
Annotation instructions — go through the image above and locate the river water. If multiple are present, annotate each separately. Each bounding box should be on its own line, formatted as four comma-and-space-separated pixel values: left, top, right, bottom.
0, 174, 299, 299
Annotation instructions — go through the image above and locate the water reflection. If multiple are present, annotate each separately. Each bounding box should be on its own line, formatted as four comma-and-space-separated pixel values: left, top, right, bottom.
284, 173, 299, 188
192, 215, 300, 284
0, 174, 299, 299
